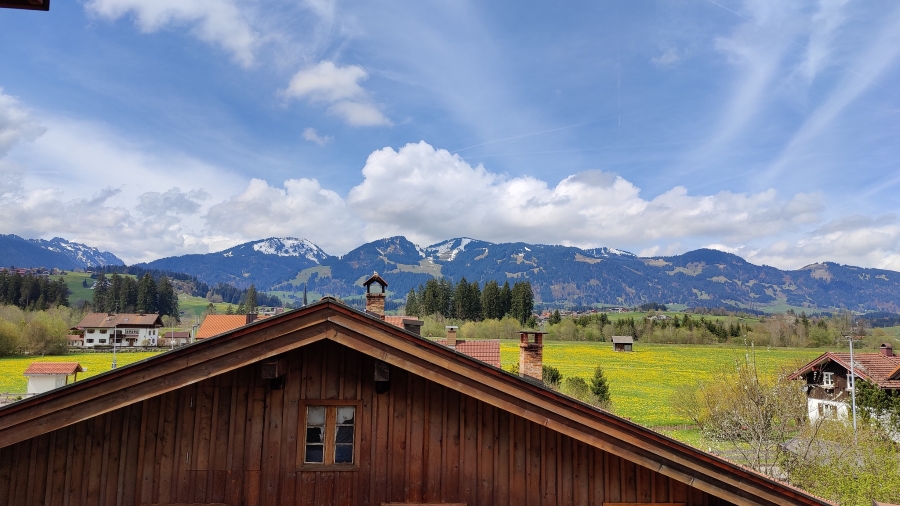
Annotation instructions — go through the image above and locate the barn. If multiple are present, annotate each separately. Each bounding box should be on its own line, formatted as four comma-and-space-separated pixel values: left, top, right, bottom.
0, 297, 829, 506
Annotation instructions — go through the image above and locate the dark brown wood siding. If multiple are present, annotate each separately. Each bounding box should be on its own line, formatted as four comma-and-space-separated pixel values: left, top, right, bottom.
0, 340, 732, 506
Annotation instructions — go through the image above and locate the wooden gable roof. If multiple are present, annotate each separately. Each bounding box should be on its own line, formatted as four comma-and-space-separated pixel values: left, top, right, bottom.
0, 298, 831, 506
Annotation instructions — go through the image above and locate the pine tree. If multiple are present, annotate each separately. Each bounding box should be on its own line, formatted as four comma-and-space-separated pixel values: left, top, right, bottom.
590, 365, 611, 406
481, 280, 502, 320
109, 273, 122, 311
510, 281, 534, 325
92, 273, 110, 312
245, 285, 258, 314
136, 273, 158, 313
156, 276, 178, 318
500, 281, 512, 318
454, 278, 471, 320
120, 276, 138, 312
225, 305, 234, 315
405, 288, 420, 317
467, 281, 482, 321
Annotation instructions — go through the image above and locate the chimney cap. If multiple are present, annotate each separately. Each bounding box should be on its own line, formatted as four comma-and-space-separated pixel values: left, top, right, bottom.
445, 326, 459, 330
363, 272, 388, 288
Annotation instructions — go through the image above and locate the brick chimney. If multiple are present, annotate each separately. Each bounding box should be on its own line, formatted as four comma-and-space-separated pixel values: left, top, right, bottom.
519, 331, 545, 381
881, 343, 894, 357
445, 326, 458, 348
363, 272, 388, 319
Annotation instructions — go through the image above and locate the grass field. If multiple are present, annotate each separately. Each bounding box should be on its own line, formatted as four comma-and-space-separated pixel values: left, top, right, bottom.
0, 352, 163, 393
499, 342, 822, 427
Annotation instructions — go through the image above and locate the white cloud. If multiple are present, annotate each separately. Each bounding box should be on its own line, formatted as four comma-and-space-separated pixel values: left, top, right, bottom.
651, 48, 681, 68
346, 141, 823, 249
204, 178, 364, 254
281, 61, 391, 126
84, 0, 258, 66
302, 127, 333, 146
0, 89, 46, 157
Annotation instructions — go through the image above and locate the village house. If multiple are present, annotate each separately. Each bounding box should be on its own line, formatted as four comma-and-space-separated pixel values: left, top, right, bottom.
789, 343, 900, 422
0, 295, 831, 505
74, 312, 163, 347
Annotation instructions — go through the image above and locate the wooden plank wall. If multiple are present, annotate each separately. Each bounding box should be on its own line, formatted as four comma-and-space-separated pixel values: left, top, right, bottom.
0, 340, 733, 506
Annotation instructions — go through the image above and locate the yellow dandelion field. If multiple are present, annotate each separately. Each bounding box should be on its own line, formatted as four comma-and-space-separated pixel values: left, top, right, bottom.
500, 342, 822, 427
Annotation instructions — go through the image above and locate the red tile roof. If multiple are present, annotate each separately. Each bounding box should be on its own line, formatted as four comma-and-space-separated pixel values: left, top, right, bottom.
163, 331, 191, 339
23, 362, 84, 375
790, 351, 900, 389
196, 314, 269, 339
383, 316, 424, 327
435, 339, 501, 368
76, 313, 163, 329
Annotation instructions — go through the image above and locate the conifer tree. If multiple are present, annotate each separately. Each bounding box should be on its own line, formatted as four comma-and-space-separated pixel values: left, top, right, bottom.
549, 309, 562, 325
590, 365, 611, 406
245, 284, 258, 314
481, 280, 502, 320
405, 288, 420, 317
92, 273, 110, 312
136, 273, 158, 313
453, 278, 471, 320
156, 276, 179, 318
467, 281, 482, 321
500, 281, 512, 318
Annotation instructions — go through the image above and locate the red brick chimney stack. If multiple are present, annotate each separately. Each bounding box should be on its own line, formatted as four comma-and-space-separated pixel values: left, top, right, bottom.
881, 343, 894, 357
363, 272, 388, 320
519, 331, 545, 381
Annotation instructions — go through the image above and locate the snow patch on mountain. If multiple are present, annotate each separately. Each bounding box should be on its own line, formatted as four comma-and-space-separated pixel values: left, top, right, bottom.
583, 246, 635, 258
426, 237, 474, 262
251, 237, 327, 263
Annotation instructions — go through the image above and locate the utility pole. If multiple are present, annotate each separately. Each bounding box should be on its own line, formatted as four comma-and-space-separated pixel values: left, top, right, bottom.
846, 332, 858, 444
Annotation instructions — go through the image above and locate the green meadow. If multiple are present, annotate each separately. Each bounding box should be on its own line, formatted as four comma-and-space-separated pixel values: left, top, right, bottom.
0, 352, 163, 394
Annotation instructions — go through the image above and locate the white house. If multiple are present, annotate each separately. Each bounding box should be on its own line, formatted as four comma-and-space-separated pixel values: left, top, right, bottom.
23, 362, 84, 395
75, 313, 164, 347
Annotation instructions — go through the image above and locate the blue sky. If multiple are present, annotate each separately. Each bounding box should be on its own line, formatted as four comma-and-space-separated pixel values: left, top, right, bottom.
0, 0, 898, 269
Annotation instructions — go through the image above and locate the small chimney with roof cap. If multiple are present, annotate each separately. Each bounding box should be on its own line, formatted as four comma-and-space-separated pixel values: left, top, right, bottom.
519, 330, 545, 381
881, 343, 894, 357
445, 326, 458, 348
363, 272, 388, 319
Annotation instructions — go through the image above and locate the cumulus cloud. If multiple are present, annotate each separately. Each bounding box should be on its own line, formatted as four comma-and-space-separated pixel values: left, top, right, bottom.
0, 89, 46, 157
346, 141, 823, 249
136, 188, 209, 218
302, 127, 333, 146
281, 61, 391, 126
204, 177, 364, 254
84, 0, 258, 66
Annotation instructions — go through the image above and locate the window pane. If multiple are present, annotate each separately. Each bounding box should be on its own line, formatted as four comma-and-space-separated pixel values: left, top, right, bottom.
307, 406, 326, 425
335, 425, 354, 444
334, 444, 353, 464
336, 406, 355, 424
306, 427, 324, 444
305, 444, 324, 463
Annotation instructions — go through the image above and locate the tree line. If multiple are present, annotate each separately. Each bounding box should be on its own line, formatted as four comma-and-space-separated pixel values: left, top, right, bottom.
0, 272, 69, 310
91, 273, 179, 318
404, 278, 535, 325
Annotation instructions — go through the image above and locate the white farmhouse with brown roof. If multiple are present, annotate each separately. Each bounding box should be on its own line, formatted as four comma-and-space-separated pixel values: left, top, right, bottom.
74, 313, 163, 347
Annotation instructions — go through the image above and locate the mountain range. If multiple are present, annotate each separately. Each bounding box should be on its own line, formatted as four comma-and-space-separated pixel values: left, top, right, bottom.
3, 233, 900, 312
137, 236, 900, 312
0, 234, 124, 270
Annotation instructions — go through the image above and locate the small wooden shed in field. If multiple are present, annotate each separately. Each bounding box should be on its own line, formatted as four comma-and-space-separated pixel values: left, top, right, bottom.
612, 335, 634, 352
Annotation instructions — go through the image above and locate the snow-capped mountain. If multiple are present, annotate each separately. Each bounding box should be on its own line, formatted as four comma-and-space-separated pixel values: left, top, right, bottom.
30, 237, 124, 267
0, 234, 124, 269
251, 237, 328, 262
